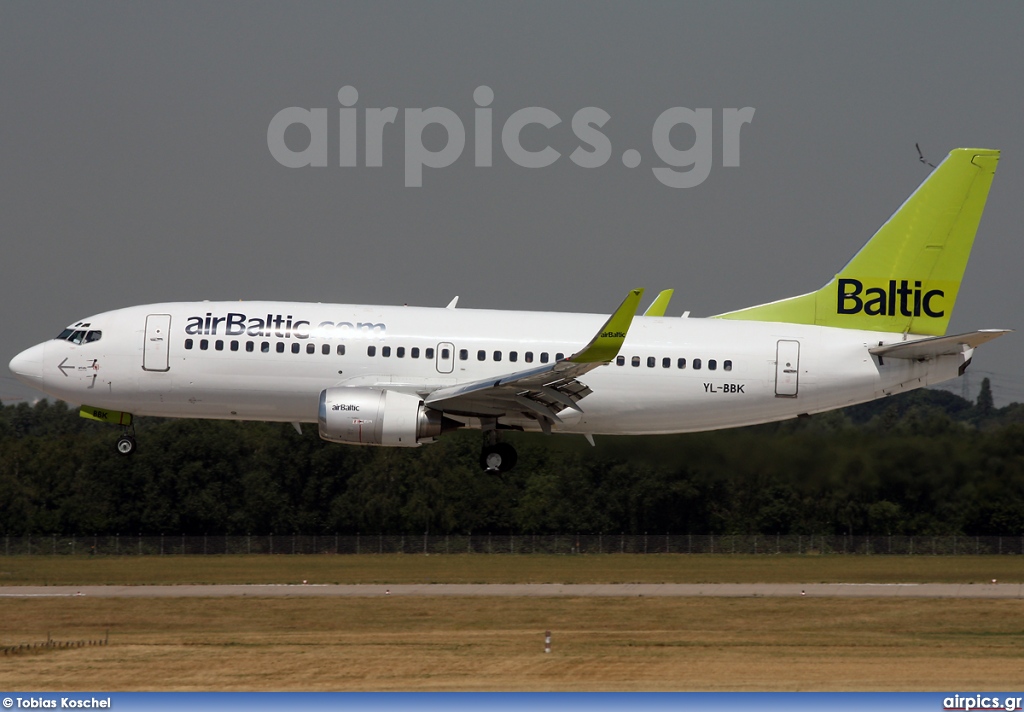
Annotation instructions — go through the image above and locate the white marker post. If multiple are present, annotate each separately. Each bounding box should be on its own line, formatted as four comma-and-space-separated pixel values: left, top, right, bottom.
544, 630, 551, 654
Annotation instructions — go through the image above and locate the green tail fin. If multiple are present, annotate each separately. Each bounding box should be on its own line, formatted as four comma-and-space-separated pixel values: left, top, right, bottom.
713, 148, 999, 336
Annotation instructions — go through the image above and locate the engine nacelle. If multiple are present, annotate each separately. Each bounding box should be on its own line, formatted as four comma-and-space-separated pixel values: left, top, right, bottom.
318, 387, 455, 447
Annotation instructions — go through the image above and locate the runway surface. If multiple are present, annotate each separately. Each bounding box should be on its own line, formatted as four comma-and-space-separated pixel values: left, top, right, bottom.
1, 583, 1022, 598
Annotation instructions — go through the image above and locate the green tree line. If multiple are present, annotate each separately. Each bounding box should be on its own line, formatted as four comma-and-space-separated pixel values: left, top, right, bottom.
1, 380, 1023, 536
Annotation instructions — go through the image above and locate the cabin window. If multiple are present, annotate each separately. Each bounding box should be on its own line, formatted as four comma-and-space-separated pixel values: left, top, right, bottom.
367, 345, 376, 357
322, 344, 330, 355
693, 358, 702, 370
477, 350, 486, 361
459, 349, 468, 360
540, 353, 549, 364
677, 358, 686, 369
215, 340, 224, 351
525, 352, 534, 363
307, 343, 315, 355
493, 351, 502, 362
556, 352, 565, 360
230, 341, 239, 352
185, 339, 193, 350
382, 346, 391, 357
708, 359, 717, 371
261, 342, 270, 353
631, 356, 640, 367
509, 351, 518, 363
724, 360, 733, 371
397, 347, 405, 358
291, 343, 300, 354
616, 355, 625, 366
662, 357, 671, 368
246, 341, 254, 353
276, 343, 285, 353
337, 345, 346, 356
426, 348, 435, 359
647, 356, 655, 368
411, 347, 420, 358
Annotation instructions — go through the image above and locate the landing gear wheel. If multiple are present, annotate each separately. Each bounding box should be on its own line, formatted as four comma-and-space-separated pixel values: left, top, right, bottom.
116, 435, 136, 456
480, 442, 517, 473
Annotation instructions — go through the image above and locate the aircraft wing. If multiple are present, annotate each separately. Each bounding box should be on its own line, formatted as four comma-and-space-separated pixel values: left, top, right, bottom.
869, 329, 1011, 361
424, 289, 644, 431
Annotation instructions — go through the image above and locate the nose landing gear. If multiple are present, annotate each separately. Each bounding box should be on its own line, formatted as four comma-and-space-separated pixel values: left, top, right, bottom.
116, 424, 137, 456
78, 405, 137, 456
116, 435, 136, 455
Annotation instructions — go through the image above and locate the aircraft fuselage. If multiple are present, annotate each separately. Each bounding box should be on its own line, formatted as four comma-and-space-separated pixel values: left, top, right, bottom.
9, 300, 964, 436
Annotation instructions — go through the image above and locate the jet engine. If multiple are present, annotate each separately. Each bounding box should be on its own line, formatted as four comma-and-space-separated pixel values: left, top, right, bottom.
318, 387, 458, 446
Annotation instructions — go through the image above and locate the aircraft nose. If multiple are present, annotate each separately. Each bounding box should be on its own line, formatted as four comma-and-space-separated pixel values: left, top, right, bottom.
9, 343, 46, 384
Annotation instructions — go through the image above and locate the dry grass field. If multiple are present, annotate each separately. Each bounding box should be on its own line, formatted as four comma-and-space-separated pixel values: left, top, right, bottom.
2, 597, 1023, 691
2, 555, 1023, 691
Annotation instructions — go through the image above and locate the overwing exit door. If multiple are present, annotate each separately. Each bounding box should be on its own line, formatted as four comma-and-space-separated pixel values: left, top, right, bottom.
436, 342, 454, 374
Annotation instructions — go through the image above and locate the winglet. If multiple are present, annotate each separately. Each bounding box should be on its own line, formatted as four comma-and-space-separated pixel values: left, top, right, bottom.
643, 289, 674, 317
570, 288, 644, 363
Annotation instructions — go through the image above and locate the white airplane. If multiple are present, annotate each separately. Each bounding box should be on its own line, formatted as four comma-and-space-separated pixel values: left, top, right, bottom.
9, 148, 1009, 473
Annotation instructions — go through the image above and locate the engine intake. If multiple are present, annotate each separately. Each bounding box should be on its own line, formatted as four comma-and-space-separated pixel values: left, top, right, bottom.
318, 387, 458, 447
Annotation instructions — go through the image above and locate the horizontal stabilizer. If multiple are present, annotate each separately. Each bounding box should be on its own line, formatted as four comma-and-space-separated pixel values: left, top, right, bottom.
869, 329, 1010, 361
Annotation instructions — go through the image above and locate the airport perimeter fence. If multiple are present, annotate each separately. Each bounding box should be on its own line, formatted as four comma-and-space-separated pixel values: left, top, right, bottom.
3, 533, 1024, 556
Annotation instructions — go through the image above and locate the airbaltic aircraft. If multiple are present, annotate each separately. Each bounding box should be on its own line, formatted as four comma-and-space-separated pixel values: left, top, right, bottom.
8, 148, 1009, 472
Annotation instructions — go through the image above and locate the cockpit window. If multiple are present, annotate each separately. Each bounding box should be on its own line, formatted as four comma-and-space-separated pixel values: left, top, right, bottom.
55, 329, 101, 344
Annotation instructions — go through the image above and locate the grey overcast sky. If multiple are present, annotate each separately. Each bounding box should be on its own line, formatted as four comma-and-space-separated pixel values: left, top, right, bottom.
2, 2, 1022, 404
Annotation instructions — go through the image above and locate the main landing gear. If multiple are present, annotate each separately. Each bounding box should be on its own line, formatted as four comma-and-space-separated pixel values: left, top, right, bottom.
480, 429, 517, 474
480, 442, 517, 473
116, 423, 137, 456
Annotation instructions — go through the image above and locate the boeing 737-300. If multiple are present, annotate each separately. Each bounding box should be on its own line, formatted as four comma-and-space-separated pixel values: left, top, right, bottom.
8, 148, 1009, 472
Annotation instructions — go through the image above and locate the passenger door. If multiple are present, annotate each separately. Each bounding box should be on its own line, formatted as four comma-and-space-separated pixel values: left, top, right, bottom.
775, 339, 800, 397
143, 314, 172, 372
